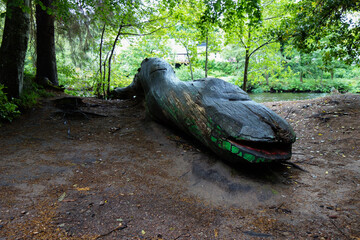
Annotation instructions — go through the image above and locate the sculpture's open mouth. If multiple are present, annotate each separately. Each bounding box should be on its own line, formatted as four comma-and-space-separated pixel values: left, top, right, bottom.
228, 138, 292, 160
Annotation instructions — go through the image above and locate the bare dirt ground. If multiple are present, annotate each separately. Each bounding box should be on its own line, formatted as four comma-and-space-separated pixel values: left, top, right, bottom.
0, 93, 359, 239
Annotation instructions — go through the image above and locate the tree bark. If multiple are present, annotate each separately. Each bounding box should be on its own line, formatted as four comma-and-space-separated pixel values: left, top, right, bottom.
0, 0, 30, 98
96, 24, 106, 98
184, 45, 194, 81
205, 36, 208, 78
36, 0, 58, 86
242, 48, 250, 92
107, 26, 123, 97
299, 53, 303, 83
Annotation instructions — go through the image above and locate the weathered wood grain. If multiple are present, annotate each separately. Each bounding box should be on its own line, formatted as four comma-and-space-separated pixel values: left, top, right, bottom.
112, 58, 296, 164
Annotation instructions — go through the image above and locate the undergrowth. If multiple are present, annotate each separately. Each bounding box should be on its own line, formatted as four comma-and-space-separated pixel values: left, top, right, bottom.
0, 84, 20, 125
0, 73, 53, 126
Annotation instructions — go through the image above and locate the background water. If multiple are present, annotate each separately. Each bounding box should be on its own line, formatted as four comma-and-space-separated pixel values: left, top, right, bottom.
249, 92, 330, 103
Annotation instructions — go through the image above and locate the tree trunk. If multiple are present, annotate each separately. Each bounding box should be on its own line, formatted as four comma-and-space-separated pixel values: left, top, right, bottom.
299, 53, 303, 83
0, 0, 30, 98
184, 45, 194, 81
96, 24, 106, 98
205, 36, 208, 78
36, 0, 58, 86
242, 49, 250, 92
265, 71, 269, 85
102, 52, 110, 98
107, 26, 122, 98
331, 69, 334, 80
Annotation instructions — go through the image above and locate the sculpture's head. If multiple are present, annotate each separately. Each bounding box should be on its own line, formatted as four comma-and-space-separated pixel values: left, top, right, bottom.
194, 78, 296, 163
136, 58, 176, 92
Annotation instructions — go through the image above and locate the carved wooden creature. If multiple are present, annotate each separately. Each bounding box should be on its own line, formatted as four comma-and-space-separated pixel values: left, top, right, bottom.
112, 58, 296, 164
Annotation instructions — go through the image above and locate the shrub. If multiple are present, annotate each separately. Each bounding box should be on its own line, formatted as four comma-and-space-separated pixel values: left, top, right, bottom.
175, 65, 205, 81
0, 84, 20, 125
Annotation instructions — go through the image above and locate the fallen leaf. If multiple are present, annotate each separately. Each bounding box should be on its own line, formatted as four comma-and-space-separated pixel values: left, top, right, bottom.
58, 192, 66, 202
214, 229, 219, 237
76, 187, 90, 191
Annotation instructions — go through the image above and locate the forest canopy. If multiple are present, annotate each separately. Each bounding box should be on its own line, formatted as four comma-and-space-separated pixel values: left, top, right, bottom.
0, 0, 359, 123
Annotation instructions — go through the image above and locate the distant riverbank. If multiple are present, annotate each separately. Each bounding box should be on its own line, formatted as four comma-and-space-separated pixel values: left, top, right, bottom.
249, 92, 330, 102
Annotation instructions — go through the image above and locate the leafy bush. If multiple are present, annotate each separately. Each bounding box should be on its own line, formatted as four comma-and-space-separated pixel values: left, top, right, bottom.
0, 84, 20, 125
251, 87, 264, 94
175, 65, 205, 81
265, 77, 357, 93
1, 70, 57, 126
13, 74, 54, 109
195, 60, 237, 77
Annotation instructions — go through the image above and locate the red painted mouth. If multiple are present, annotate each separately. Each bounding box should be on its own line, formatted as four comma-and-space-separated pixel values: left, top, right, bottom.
228, 138, 292, 159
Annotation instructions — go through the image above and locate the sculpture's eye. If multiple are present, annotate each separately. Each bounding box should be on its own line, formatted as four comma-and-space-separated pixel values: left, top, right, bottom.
150, 67, 167, 75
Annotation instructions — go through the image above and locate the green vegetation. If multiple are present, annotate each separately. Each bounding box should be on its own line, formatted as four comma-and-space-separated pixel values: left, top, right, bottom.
13, 74, 54, 109
0, 73, 53, 125
0, 0, 359, 122
0, 84, 20, 125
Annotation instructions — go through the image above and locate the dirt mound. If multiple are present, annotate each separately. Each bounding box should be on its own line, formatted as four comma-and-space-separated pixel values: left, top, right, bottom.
0, 94, 359, 239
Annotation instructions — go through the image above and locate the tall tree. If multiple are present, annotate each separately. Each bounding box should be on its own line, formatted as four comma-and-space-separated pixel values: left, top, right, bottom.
289, 0, 360, 64
224, 0, 287, 91
0, 0, 30, 98
202, 0, 292, 91
36, 0, 58, 86
93, 0, 171, 97
169, 0, 206, 80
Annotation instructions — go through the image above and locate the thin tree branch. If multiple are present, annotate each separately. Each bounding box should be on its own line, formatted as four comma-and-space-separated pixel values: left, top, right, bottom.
249, 38, 276, 58
119, 15, 171, 29
239, 37, 246, 48
263, 15, 284, 21
262, 0, 276, 8
120, 25, 173, 36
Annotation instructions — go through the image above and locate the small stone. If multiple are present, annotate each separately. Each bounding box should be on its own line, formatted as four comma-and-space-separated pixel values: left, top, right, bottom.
21, 210, 27, 215
99, 201, 105, 206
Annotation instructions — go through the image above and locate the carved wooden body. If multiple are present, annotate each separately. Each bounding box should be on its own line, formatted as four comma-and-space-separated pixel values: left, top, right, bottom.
113, 58, 296, 164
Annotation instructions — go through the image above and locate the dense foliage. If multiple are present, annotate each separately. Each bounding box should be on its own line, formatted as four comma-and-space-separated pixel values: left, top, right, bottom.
289, 0, 360, 64
0, 84, 20, 125
0, 74, 52, 125
0, 0, 359, 119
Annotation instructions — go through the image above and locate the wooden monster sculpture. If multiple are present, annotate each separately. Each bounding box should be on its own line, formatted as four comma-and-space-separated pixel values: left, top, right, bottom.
112, 58, 296, 164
